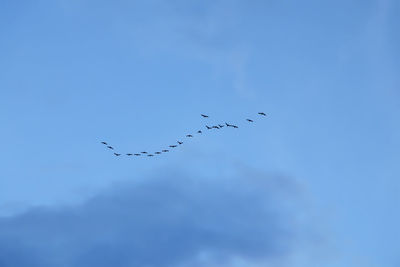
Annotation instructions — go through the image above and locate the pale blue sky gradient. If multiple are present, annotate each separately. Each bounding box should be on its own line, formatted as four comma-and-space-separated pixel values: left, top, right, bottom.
0, 1, 399, 266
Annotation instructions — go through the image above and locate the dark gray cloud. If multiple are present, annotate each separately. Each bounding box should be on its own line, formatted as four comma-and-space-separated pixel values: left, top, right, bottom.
0, 169, 310, 267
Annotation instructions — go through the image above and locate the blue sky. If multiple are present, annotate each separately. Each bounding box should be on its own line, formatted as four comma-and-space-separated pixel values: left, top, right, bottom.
0, 0, 399, 266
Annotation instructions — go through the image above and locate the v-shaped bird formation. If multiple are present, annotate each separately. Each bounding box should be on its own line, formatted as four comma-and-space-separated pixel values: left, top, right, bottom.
101, 112, 267, 157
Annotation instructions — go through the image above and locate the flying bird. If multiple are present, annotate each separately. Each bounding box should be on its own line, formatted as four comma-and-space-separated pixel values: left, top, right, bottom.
134, 154, 141, 156
212, 126, 219, 129
258, 112, 266, 116
177, 141, 183, 145
126, 153, 133, 156
201, 114, 209, 118
186, 134, 193, 137
147, 154, 154, 157
155, 152, 161, 154
107, 146, 114, 150
169, 145, 177, 148
197, 130, 202, 134
141, 151, 148, 154
114, 153, 121, 156
206, 125, 212, 130
246, 119, 254, 122
225, 123, 238, 128
101, 141, 107, 145
162, 150, 169, 152
218, 124, 224, 128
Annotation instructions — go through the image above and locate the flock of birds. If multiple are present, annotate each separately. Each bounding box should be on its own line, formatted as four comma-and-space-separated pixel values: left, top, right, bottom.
101, 112, 267, 157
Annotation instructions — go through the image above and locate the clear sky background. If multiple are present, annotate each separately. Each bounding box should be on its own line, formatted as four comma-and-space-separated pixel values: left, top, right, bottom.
0, 0, 399, 266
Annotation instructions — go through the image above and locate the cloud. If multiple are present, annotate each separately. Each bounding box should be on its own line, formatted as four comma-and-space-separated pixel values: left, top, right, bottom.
0, 169, 313, 267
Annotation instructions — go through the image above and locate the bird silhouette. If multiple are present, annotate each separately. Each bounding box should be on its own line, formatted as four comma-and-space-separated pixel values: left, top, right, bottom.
246, 119, 254, 122
186, 134, 193, 137
212, 126, 219, 129
107, 146, 114, 150
126, 153, 133, 156
141, 151, 148, 154
148, 154, 154, 157
101, 141, 107, 145
258, 112, 266, 116
218, 124, 224, 128
134, 153, 141, 156
162, 150, 169, 152
114, 153, 121, 156
169, 145, 177, 148
177, 141, 183, 145
206, 125, 212, 130
225, 123, 238, 128
201, 114, 209, 118
155, 152, 161, 154
197, 130, 202, 134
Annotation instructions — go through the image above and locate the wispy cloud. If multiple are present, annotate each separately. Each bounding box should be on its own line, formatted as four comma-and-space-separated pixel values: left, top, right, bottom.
57, 0, 253, 98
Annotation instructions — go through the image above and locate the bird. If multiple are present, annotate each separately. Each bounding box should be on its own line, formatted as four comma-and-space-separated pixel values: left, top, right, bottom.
246, 119, 254, 122
107, 146, 114, 150
169, 145, 177, 148
114, 153, 121, 156
218, 124, 224, 128
141, 151, 148, 154
126, 153, 133, 156
206, 125, 212, 130
212, 126, 219, 129
225, 123, 238, 128
101, 141, 107, 145
147, 154, 154, 157
186, 134, 193, 137
162, 150, 169, 152
134, 153, 141, 156
155, 152, 161, 154
197, 130, 202, 134
177, 141, 183, 145
201, 114, 209, 118
258, 112, 266, 116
